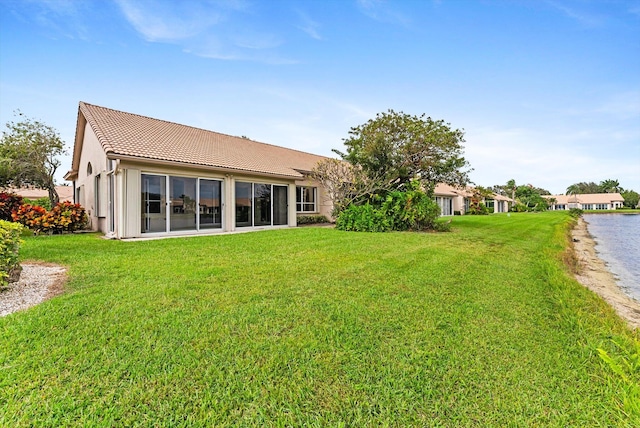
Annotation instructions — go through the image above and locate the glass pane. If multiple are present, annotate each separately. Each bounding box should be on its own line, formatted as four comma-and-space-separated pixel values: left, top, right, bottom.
303, 187, 315, 203
254, 184, 271, 226
142, 174, 166, 233
236, 182, 252, 227
273, 185, 288, 226
199, 179, 222, 229
170, 176, 197, 231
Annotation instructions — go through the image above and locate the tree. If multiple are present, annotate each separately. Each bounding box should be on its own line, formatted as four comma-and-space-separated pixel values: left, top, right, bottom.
0, 112, 66, 207
599, 179, 621, 193
334, 110, 471, 196
310, 158, 383, 216
621, 189, 639, 208
566, 182, 601, 195
468, 186, 493, 215
515, 185, 549, 211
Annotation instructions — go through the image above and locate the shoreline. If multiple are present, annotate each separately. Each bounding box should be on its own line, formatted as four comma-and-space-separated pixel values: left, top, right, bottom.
571, 217, 640, 330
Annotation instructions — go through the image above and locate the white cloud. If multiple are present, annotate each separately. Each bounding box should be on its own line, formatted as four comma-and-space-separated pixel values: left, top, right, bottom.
18, 0, 91, 40
544, 0, 604, 27
113, 0, 226, 42
296, 10, 323, 40
356, 0, 411, 27
465, 125, 640, 194
113, 0, 294, 63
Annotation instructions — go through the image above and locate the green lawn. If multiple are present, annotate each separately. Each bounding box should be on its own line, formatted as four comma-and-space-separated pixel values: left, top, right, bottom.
1, 212, 639, 426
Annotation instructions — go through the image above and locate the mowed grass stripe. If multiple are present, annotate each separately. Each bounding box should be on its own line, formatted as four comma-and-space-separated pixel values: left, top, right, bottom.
1, 212, 637, 426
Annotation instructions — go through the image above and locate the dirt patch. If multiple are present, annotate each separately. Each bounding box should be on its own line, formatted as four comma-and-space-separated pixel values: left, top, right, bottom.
0, 261, 68, 317
572, 218, 640, 330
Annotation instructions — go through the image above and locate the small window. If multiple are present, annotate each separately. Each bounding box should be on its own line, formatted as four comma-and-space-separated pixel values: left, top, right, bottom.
87, 162, 93, 176
95, 174, 101, 217
296, 186, 316, 212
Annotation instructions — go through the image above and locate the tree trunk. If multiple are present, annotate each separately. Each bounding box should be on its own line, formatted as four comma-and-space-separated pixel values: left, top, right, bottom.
48, 185, 60, 207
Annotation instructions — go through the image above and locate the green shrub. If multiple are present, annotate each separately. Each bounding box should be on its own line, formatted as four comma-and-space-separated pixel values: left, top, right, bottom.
382, 182, 441, 231
23, 197, 52, 211
569, 208, 583, 218
511, 203, 529, 213
297, 215, 330, 225
12, 201, 87, 234
0, 220, 23, 287
469, 202, 489, 215
0, 192, 24, 221
336, 203, 390, 232
336, 180, 441, 233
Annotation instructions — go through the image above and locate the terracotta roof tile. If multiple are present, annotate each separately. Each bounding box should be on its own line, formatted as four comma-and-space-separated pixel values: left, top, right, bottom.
546, 193, 625, 204
79, 102, 329, 178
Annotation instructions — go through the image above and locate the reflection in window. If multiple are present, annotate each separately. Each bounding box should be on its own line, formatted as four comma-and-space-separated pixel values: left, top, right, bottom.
236, 182, 252, 227
296, 186, 316, 212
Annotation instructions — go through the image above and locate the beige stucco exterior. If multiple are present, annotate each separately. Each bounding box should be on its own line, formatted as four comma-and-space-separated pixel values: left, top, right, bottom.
66, 108, 333, 239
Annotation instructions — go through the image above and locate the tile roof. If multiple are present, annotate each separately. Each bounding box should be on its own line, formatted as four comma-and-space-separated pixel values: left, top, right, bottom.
5, 186, 74, 202
545, 193, 625, 204
434, 183, 472, 197
71, 102, 329, 179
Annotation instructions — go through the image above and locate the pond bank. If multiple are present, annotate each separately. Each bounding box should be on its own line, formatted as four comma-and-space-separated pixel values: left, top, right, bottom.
571, 217, 640, 330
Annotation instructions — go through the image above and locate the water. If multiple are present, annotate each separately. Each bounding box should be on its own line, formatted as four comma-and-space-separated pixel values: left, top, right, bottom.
583, 214, 640, 301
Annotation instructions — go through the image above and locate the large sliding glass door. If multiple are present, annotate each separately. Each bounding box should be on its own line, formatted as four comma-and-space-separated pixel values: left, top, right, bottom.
142, 174, 167, 233
254, 184, 271, 226
273, 185, 288, 225
170, 177, 197, 232
236, 182, 288, 228
142, 174, 223, 234
199, 179, 222, 229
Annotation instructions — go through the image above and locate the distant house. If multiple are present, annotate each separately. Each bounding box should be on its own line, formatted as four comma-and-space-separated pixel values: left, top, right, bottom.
64, 102, 332, 239
433, 183, 512, 215
5, 186, 74, 203
544, 193, 625, 211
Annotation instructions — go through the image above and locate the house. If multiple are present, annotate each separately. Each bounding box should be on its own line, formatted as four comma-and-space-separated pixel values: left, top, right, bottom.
64, 102, 332, 238
433, 183, 470, 215
484, 193, 512, 213
545, 193, 625, 211
433, 183, 513, 215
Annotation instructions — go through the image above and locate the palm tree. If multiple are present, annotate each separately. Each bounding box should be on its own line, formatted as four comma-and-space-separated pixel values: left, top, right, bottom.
599, 179, 621, 193
566, 183, 581, 195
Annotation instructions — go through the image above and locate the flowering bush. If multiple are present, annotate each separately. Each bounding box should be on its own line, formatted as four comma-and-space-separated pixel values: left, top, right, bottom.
0, 220, 23, 287
12, 204, 48, 233
12, 202, 87, 234
0, 192, 24, 221
48, 201, 88, 232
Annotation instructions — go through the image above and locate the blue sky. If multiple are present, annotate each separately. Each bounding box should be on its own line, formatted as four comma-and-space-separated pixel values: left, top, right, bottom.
1, 0, 639, 194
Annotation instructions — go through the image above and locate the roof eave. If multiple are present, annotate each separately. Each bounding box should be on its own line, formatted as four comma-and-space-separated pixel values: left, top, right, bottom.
109, 153, 304, 180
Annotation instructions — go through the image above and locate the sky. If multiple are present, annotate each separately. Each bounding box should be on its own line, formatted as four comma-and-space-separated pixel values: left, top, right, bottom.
1, 0, 639, 195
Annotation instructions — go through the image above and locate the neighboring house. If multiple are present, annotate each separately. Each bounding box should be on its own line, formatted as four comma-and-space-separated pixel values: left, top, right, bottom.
433, 183, 513, 215
484, 194, 512, 213
434, 183, 470, 216
545, 193, 625, 211
64, 102, 332, 239
4, 186, 74, 203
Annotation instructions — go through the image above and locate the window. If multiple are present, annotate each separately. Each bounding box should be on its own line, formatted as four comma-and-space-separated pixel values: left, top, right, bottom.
435, 196, 453, 216
595, 204, 607, 210
296, 186, 316, 212
87, 162, 92, 176
582, 204, 594, 210
94, 174, 102, 217
236, 182, 288, 227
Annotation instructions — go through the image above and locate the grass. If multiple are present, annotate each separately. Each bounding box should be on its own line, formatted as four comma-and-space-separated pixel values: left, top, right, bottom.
1, 212, 639, 426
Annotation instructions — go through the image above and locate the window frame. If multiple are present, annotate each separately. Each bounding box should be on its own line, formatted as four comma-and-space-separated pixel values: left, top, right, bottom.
296, 186, 317, 213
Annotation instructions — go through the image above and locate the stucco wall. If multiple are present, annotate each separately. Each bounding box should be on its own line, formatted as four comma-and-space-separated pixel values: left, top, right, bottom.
76, 123, 109, 232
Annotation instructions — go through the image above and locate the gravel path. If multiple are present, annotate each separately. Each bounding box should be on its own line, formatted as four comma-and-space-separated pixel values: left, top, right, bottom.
0, 263, 67, 317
